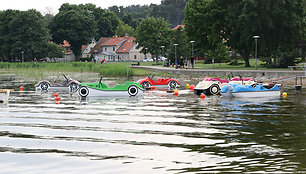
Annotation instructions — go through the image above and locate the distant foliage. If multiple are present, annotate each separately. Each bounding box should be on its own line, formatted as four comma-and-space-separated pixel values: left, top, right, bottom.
109, 0, 187, 28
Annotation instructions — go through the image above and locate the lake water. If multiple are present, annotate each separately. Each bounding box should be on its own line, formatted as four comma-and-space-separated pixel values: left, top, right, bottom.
0, 75, 306, 173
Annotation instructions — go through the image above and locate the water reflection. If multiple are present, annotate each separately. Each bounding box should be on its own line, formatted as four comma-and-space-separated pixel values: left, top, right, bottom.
0, 78, 306, 173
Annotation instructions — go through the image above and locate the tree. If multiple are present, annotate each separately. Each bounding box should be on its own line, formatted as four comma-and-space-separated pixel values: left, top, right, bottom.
0, 10, 19, 61
89, 5, 120, 38
184, 0, 229, 64
184, 0, 305, 67
49, 3, 97, 60
0, 9, 50, 61
168, 26, 189, 62
46, 42, 64, 58
135, 17, 172, 57
115, 20, 135, 37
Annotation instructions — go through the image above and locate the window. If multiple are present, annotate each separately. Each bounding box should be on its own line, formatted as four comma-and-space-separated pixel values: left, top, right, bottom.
105, 47, 107, 51
134, 55, 137, 59
113, 47, 115, 51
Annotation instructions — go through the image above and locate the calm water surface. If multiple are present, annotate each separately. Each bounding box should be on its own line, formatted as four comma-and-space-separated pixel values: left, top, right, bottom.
0, 75, 306, 173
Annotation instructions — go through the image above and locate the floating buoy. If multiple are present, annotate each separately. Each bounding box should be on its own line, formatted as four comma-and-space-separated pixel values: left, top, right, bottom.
152, 86, 156, 90
173, 89, 178, 93
174, 91, 179, 96
55, 97, 61, 101
19, 86, 24, 91
200, 93, 206, 99
53, 93, 59, 97
189, 85, 195, 90
282, 92, 287, 98
186, 84, 190, 89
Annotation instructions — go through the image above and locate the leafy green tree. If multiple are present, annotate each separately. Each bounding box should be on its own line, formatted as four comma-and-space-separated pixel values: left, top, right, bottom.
49, 3, 97, 60
135, 17, 172, 57
46, 42, 64, 58
82, 4, 120, 38
0, 9, 50, 61
184, 0, 305, 67
154, 0, 186, 28
167, 26, 189, 62
115, 21, 135, 37
0, 10, 19, 61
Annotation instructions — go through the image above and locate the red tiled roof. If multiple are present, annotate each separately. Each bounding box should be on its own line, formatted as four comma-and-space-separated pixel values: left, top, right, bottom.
116, 37, 136, 53
172, 25, 185, 30
91, 37, 111, 53
81, 45, 87, 53
102, 36, 127, 46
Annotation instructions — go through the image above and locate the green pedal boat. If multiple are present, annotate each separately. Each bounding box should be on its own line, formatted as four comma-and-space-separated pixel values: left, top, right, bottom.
78, 78, 144, 97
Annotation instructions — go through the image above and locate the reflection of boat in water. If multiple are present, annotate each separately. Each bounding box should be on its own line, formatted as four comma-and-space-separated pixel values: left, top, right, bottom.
79, 95, 143, 103
220, 84, 280, 98
0, 89, 13, 103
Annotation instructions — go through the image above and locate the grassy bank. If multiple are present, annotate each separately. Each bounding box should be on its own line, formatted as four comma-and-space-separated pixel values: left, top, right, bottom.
0, 62, 151, 77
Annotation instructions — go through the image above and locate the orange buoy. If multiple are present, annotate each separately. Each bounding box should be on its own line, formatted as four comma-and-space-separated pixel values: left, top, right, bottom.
200, 93, 206, 99
53, 93, 59, 97
19, 86, 24, 91
189, 85, 195, 90
174, 91, 179, 96
55, 97, 61, 101
152, 86, 156, 90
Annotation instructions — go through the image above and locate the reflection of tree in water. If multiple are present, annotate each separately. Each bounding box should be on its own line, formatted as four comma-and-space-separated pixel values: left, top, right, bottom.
163, 94, 306, 172
192, 96, 306, 172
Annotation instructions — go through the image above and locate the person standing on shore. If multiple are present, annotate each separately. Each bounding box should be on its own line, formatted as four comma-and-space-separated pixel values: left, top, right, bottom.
190, 56, 194, 68
179, 56, 184, 69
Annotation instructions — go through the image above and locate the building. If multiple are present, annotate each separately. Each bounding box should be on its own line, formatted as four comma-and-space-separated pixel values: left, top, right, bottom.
91, 35, 150, 62
81, 38, 97, 58
59, 40, 75, 61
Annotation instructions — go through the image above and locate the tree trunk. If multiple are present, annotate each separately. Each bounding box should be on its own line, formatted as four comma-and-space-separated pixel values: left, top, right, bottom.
242, 55, 251, 67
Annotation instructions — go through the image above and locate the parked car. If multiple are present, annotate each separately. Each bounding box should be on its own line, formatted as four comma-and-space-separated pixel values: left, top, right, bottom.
159, 57, 167, 61
142, 58, 154, 62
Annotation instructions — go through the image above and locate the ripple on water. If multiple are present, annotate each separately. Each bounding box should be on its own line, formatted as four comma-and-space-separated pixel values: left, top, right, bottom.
0, 87, 306, 173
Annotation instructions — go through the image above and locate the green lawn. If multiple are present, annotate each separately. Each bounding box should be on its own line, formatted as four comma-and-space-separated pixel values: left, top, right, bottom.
124, 59, 293, 71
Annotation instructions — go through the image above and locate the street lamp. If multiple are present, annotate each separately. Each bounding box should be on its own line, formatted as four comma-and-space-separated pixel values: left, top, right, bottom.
174, 44, 178, 68
190, 41, 195, 66
174, 43, 178, 61
253, 36, 260, 70
21, 51, 24, 63
161, 46, 165, 66
62, 51, 65, 62
145, 48, 148, 59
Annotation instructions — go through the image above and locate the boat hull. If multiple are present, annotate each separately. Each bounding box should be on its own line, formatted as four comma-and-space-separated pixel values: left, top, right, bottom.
0, 90, 10, 102
78, 86, 144, 97
220, 91, 234, 98
231, 90, 280, 98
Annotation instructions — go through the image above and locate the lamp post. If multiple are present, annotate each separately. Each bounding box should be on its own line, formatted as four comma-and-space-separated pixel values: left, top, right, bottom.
174, 43, 178, 62
62, 51, 65, 62
161, 46, 165, 66
21, 51, 24, 63
145, 48, 148, 59
190, 40, 195, 66
253, 36, 260, 70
